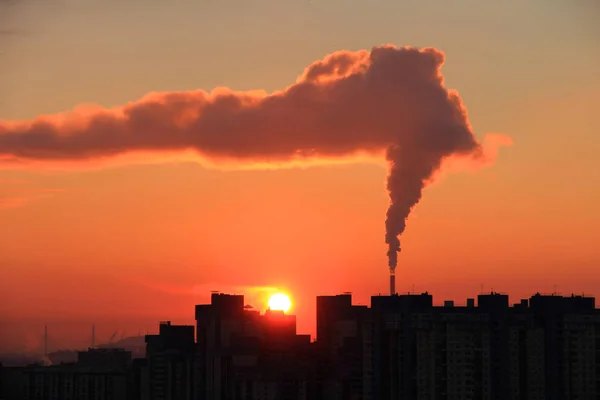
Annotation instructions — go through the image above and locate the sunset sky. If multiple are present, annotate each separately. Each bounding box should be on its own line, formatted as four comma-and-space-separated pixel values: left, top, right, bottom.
1, 0, 599, 352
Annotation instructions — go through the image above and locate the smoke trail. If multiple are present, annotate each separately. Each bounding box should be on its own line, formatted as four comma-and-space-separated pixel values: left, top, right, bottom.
0, 45, 505, 267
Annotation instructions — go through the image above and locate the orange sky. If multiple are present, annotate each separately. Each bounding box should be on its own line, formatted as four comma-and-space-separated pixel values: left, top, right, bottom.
1, 0, 599, 353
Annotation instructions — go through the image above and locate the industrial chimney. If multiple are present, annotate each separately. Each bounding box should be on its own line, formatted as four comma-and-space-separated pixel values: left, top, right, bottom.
390, 269, 396, 295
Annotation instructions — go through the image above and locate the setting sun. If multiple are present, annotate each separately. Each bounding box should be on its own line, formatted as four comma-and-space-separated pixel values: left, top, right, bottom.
268, 293, 292, 313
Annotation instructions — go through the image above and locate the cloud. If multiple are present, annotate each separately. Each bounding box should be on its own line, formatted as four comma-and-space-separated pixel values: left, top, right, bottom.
0, 177, 26, 184
0, 180, 62, 210
0, 45, 507, 169
0, 29, 26, 37
0, 45, 511, 262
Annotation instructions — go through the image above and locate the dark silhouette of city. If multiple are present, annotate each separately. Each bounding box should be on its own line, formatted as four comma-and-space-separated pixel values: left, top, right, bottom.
1, 290, 599, 400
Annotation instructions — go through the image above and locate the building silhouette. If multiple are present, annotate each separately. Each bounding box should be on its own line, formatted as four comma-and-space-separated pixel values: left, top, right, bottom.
1, 291, 599, 400
195, 293, 314, 400
145, 321, 195, 400
5, 348, 133, 400
315, 294, 370, 400
366, 292, 600, 400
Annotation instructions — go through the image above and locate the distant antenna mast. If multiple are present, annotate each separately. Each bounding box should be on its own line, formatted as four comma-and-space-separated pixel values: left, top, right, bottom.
44, 325, 48, 356
91, 324, 95, 348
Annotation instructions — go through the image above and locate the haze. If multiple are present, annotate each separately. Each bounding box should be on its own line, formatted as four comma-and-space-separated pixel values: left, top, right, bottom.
1, 0, 599, 353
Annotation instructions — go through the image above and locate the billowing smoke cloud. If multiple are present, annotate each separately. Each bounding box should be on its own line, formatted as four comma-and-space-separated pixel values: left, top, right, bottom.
0, 45, 506, 269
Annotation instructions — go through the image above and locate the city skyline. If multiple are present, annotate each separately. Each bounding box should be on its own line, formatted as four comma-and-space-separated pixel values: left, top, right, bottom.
2, 0, 600, 355
3, 290, 598, 399
2, 287, 596, 357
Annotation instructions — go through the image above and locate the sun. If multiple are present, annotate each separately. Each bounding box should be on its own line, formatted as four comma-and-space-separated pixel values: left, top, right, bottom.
268, 293, 292, 313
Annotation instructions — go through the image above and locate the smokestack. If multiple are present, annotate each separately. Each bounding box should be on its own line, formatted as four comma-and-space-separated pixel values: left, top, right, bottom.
390, 269, 396, 296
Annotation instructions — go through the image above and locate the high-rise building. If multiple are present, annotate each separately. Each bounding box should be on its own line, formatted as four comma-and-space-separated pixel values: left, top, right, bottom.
365, 291, 600, 400
315, 294, 371, 400
145, 321, 195, 400
195, 293, 315, 400
510, 293, 599, 400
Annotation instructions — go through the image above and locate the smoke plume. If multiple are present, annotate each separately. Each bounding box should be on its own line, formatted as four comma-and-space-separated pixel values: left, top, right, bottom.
0, 45, 505, 269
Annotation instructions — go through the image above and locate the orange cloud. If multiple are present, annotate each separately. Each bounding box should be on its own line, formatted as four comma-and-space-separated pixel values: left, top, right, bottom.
0, 44, 511, 265
0, 46, 505, 169
0, 181, 62, 210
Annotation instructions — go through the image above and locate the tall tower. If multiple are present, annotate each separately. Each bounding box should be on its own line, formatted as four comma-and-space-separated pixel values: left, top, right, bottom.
44, 325, 48, 356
